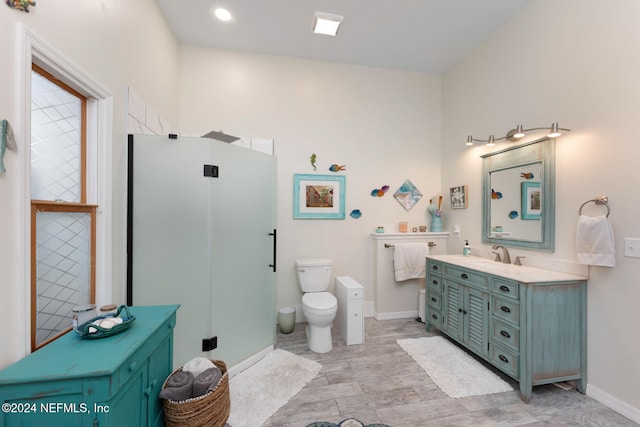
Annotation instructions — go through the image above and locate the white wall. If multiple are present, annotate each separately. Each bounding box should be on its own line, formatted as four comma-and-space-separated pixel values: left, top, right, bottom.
0, 0, 180, 367
442, 0, 640, 418
178, 45, 442, 316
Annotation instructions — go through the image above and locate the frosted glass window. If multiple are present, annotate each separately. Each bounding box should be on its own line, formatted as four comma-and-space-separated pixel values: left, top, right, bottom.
34, 210, 92, 347
30, 64, 94, 351
31, 69, 83, 202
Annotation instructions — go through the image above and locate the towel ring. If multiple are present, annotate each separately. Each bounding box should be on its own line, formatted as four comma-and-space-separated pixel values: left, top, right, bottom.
579, 197, 610, 217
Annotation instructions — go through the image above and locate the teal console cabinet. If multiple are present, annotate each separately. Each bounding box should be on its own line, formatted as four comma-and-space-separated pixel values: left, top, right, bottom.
426, 255, 587, 403
0, 304, 179, 427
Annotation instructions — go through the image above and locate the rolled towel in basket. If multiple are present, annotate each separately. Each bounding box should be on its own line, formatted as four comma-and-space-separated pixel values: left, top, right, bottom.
159, 370, 194, 401
192, 366, 223, 397
182, 357, 216, 377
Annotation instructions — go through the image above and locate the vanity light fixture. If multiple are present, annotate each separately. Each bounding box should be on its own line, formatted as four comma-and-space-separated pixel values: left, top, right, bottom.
465, 122, 570, 146
312, 12, 343, 36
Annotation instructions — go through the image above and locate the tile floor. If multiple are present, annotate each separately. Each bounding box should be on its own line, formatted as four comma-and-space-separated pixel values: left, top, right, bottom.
265, 317, 637, 427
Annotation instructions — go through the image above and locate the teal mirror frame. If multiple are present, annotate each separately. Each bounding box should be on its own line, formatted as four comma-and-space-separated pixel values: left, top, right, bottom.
481, 137, 555, 252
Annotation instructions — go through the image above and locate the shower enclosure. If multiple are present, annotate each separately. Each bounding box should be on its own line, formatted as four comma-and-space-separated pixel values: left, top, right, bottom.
127, 134, 277, 367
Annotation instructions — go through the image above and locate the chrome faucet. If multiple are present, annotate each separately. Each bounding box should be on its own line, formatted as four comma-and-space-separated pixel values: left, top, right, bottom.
491, 245, 511, 264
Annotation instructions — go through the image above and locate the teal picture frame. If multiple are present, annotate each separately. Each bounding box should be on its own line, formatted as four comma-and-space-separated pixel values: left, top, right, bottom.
521, 181, 541, 220
293, 174, 346, 219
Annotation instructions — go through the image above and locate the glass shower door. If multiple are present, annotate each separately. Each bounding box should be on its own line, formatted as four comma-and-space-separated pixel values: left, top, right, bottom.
208, 141, 276, 366
129, 134, 213, 367
128, 134, 277, 368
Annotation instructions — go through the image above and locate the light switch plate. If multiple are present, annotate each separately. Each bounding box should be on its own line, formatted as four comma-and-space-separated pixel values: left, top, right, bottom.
624, 238, 640, 258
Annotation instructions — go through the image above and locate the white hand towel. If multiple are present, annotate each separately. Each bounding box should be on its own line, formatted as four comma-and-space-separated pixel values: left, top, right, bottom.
393, 243, 430, 281
576, 215, 615, 267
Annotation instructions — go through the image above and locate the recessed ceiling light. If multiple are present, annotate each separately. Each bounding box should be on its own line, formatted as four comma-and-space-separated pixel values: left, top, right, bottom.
214, 8, 232, 21
312, 12, 343, 36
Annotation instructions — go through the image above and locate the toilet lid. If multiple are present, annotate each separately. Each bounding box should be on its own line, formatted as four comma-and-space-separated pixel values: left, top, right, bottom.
302, 292, 337, 310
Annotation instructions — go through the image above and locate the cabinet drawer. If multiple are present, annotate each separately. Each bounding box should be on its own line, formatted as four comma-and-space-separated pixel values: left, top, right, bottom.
444, 265, 489, 290
492, 296, 520, 325
348, 301, 363, 319
116, 354, 145, 390
492, 279, 519, 300
427, 259, 443, 274
427, 290, 442, 310
491, 344, 519, 379
347, 288, 363, 300
427, 275, 443, 292
427, 309, 443, 329
491, 318, 519, 353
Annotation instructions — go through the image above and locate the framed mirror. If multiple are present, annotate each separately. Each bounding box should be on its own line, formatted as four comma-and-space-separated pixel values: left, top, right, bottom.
481, 137, 555, 251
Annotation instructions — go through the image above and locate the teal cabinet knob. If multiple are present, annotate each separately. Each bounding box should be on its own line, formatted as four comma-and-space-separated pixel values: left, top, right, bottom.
128, 361, 137, 371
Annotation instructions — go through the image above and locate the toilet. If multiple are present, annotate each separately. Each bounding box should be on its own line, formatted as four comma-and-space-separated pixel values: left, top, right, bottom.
295, 258, 338, 353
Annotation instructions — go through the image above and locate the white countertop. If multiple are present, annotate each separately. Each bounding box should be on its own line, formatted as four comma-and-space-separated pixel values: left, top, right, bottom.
427, 254, 588, 283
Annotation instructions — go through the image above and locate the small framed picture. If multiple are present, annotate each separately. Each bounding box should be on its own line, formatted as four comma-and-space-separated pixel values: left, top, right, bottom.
293, 174, 346, 219
521, 182, 541, 220
450, 185, 468, 209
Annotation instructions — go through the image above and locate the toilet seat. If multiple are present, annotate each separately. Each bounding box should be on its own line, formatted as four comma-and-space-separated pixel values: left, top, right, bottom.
302, 292, 337, 315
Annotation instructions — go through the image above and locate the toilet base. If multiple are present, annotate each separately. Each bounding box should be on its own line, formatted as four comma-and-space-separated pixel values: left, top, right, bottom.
305, 324, 333, 353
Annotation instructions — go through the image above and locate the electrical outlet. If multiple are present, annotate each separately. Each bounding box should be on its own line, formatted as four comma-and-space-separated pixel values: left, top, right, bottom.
624, 238, 640, 258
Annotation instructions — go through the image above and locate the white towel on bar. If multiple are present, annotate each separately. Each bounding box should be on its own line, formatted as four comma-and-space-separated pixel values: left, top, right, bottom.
393, 243, 430, 281
576, 214, 615, 267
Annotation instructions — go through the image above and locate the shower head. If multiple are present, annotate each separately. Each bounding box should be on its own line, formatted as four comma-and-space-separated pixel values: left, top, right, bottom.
202, 130, 240, 143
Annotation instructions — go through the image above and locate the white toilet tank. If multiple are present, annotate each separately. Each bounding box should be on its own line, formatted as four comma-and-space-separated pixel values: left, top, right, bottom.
295, 259, 332, 292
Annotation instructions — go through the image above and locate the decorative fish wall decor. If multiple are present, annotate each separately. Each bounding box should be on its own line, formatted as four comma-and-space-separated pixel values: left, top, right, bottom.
350, 209, 362, 219
509, 210, 519, 219
329, 164, 346, 172
310, 153, 317, 171
6, 0, 36, 13
370, 185, 390, 197
491, 189, 503, 199
520, 172, 535, 179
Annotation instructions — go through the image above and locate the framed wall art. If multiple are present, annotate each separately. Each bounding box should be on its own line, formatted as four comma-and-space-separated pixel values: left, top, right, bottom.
521, 181, 541, 220
293, 174, 346, 219
450, 185, 468, 209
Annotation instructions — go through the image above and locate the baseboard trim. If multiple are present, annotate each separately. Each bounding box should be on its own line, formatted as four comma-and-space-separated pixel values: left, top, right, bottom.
374, 310, 418, 321
587, 384, 640, 424
364, 300, 375, 317
228, 344, 273, 379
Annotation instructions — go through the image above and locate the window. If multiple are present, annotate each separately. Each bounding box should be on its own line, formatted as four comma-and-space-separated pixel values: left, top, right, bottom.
30, 64, 97, 350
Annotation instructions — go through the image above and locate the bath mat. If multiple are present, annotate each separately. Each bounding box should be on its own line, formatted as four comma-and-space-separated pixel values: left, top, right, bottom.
396, 336, 513, 398
227, 349, 322, 427
306, 419, 391, 427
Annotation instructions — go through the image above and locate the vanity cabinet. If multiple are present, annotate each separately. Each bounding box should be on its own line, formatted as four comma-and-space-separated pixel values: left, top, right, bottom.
426, 256, 587, 402
0, 305, 179, 427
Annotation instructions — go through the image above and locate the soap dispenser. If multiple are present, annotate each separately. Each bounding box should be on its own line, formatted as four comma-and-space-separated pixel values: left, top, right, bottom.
463, 240, 471, 256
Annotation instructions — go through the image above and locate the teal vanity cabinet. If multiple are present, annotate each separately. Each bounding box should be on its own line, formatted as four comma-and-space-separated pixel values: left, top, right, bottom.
0, 304, 179, 427
426, 255, 587, 403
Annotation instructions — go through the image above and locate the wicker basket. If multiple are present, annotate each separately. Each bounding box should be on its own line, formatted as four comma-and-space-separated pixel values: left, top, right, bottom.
162, 359, 230, 427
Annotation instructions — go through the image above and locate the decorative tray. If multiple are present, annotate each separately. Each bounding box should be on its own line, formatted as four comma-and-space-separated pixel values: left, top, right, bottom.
75, 305, 136, 339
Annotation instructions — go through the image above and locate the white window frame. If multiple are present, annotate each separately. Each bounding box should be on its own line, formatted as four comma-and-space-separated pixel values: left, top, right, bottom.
16, 23, 113, 355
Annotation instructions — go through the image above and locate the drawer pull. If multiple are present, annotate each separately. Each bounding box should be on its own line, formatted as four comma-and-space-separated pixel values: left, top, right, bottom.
500, 306, 511, 313
499, 285, 510, 293
128, 361, 137, 372
458, 308, 463, 313
500, 330, 511, 338
498, 354, 509, 363
431, 297, 437, 302
460, 273, 468, 279
353, 292, 359, 297
432, 265, 439, 271
431, 314, 438, 320
431, 279, 439, 285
